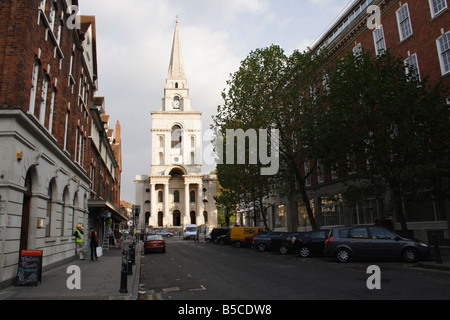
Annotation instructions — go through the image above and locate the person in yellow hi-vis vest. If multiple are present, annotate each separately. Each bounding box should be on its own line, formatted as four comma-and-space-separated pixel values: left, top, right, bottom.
73, 225, 85, 260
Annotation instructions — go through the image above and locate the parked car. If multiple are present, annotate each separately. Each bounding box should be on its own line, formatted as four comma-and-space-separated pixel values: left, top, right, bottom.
269, 232, 305, 254
229, 226, 271, 248
324, 226, 430, 263
209, 228, 231, 244
217, 231, 232, 245
144, 235, 166, 254
291, 230, 328, 257
251, 232, 287, 252
151, 229, 174, 237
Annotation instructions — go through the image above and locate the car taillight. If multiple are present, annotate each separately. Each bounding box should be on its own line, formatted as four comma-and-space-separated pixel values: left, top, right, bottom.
325, 236, 333, 245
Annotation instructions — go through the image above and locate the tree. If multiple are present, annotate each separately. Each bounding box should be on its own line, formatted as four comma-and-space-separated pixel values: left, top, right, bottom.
213, 45, 329, 231
318, 50, 450, 232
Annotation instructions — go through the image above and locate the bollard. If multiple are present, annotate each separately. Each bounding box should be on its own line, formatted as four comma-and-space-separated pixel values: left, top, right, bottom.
434, 232, 443, 264
119, 250, 128, 293
127, 249, 133, 275
129, 244, 136, 265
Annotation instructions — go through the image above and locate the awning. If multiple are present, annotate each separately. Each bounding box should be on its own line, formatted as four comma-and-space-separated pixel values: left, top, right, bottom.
88, 200, 128, 222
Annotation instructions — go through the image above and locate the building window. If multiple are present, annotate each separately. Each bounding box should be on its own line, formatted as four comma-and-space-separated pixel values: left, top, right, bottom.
171, 125, 182, 149
158, 191, 163, 203
396, 4, 413, 41
437, 32, 450, 76
353, 43, 362, 56
429, 0, 448, 18
29, 60, 40, 115
63, 105, 69, 151
405, 53, 421, 81
46, 181, 54, 237
190, 190, 196, 202
48, 87, 56, 134
174, 190, 180, 203
304, 160, 311, 187
373, 25, 386, 56
39, 76, 49, 125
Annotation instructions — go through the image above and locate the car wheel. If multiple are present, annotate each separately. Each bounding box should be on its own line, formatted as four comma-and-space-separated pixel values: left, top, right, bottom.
336, 248, 351, 263
402, 247, 419, 263
279, 245, 289, 255
257, 243, 267, 252
234, 241, 242, 248
299, 247, 310, 258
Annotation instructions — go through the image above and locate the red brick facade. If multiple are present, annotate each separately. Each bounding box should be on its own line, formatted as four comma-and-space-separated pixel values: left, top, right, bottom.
305, 0, 449, 238
0, 0, 122, 213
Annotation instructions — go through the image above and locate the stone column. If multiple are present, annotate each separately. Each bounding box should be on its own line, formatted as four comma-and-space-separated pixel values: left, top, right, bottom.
184, 182, 190, 225
197, 184, 203, 225
150, 182, 156, 226
164, 183, 169, 226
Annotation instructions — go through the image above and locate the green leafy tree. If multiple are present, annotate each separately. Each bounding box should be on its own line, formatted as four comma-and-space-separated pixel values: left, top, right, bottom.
318, 50, 450, 232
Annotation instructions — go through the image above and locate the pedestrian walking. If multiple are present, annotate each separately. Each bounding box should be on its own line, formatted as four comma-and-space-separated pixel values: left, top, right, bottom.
74, 225, 85, 260
88, 227, 99, 261
194, 228, 200, 243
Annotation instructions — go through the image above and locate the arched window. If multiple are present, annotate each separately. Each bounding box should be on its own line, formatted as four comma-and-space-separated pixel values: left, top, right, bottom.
61, 187, 69, 236
46, 180, 55, 237
171, 125, 182, 149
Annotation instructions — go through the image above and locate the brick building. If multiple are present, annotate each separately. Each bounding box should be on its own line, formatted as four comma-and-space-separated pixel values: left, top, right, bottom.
0, 0, 124, 288
299, 0, 449, 242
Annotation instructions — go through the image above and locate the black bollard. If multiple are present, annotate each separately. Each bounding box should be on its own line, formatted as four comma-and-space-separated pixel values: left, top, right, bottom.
127, 249, 133, 275
119, 251, 128, 293
434, 232, 443, 264
129, 244, 136, 265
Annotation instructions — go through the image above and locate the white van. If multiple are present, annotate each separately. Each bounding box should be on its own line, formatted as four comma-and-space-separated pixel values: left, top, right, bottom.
183, 224, 198, 240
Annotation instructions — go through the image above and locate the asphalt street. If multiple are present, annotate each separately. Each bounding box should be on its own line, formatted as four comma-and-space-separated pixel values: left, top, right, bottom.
139, 237, 450, 301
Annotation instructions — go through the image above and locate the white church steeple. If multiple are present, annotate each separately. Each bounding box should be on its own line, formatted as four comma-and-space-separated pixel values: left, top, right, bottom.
163, 20, 192, 112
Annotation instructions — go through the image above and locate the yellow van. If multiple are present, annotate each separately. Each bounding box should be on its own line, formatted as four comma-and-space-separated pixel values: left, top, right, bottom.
229, 226, 270, 248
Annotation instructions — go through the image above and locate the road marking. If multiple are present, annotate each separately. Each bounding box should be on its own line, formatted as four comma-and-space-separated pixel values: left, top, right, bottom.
162, 287, 180, 293
148, 293, 163, 300
188, 285, 206, 292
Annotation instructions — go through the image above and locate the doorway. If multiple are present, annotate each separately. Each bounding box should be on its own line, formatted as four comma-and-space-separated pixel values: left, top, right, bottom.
173, 210, 181, 226
20, 170, 33, 251
158, 211, 164, 227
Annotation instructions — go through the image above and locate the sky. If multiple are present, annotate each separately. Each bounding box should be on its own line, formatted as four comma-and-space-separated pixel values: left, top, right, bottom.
78, 0, 353, 204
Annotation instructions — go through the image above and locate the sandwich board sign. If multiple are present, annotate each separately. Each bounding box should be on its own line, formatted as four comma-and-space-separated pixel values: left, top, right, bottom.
16, 250, 43, 286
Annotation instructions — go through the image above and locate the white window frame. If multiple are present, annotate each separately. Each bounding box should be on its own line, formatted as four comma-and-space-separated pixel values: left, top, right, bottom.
396, 3, 413, 41
48, 87, 56, 133
437, 31, 450, 76
404, 53, 421, 82
29, 60, 40, 115
429, 0, 448, 18
39, 76, 49, 125
373, 25, 386, 56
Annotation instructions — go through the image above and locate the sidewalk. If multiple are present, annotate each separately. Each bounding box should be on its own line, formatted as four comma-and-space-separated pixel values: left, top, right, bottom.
416, 249, 450, 272
0, 240, 142, 300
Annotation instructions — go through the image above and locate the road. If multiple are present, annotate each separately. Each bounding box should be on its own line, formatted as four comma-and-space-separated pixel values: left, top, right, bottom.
140, 237, 450, 301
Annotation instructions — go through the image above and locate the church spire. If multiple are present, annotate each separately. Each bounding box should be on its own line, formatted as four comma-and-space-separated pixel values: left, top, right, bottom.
167, 20, 186, 81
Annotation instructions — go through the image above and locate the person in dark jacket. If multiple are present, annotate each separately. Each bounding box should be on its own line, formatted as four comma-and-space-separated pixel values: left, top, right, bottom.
88, 227, 99, 261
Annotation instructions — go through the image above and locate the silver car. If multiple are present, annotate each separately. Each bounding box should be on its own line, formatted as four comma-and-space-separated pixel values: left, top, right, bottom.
324, 226, 429, 263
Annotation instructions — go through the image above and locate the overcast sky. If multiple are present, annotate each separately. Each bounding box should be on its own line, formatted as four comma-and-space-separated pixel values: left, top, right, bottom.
78, 0, 353, 204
